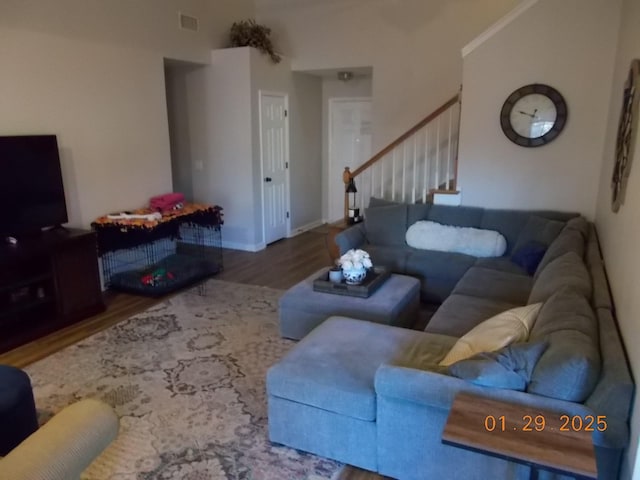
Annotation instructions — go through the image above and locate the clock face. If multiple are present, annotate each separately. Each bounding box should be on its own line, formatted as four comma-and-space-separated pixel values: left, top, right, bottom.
509, 94, 557, 138
500, 84, 568, 147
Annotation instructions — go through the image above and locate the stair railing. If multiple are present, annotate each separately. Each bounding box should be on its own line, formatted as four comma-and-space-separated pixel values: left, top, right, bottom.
343, 91, 461, 221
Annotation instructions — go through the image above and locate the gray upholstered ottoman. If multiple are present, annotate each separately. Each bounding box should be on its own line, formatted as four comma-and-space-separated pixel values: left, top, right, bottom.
279, 269, 420, 340
267, 316, 455, 470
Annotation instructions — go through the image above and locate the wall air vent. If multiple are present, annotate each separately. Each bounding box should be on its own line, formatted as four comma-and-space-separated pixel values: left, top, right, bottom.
179, 12, 199, 32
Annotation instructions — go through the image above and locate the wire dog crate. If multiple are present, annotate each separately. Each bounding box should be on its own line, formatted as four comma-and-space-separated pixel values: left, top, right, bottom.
92, 204, 223, 297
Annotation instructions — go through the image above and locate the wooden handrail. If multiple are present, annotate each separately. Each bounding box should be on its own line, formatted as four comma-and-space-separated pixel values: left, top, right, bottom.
342, 91, 461, 220
349, 93, 460, 179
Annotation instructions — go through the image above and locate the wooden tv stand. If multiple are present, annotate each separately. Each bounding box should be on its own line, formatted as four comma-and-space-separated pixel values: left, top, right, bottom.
0, 228, 105, 354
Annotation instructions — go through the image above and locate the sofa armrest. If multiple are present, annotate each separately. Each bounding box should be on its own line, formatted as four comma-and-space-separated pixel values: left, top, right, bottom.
0, 399, 119, 480
335, 224, 367, 254
374, 364, 629, 449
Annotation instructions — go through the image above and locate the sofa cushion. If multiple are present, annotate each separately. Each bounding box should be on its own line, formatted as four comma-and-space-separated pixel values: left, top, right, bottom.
415, 277, 461, 305
406, 250, 476, 281
528, 252, 592, 304
586, 308, 634, 420
439, 303, 542, 366
367, 245, 412, 273
565, 216, 590, 238
407, 203, 431, 225
426, 294, 519, 337
527, 289, 601, 402
448, 341, 549, 390
406, 221, 507, 257
510, 241, 547, 275
267, 316, 434, 421
474, 257, 528, 276
335, 223, 367, 255
534, 227, 586, 278
452, 267, 533, 305
529, 210, 579, 222
479, 209, 530, 254
405, 250, 476, 303
590, 261, 613, 310
368, 197, 399, 208
427, 205, 484, 228
391, 332, 458, 371
585, 224, 602, 267
512, 215, 565, 254
364, 204, 408, 246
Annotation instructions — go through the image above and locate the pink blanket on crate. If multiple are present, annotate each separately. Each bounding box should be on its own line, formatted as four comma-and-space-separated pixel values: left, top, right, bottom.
150, 193, 185, 212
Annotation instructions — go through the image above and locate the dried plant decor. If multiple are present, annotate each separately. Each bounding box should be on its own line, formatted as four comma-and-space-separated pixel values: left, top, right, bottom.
229, 19, 281, 64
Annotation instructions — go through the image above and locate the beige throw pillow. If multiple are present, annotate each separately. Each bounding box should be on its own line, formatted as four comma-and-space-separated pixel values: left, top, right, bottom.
439, 303, 543, 367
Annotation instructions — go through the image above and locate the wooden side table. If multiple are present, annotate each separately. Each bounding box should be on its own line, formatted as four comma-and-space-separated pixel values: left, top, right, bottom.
326, 219, 350, 262
442, 393, 598, 480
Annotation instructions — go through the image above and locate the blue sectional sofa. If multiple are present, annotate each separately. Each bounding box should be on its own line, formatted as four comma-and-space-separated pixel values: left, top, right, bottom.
267, 202, 633, 480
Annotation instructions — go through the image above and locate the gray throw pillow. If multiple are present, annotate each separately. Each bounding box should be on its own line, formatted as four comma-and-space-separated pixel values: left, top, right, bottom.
448, 341, 549, 390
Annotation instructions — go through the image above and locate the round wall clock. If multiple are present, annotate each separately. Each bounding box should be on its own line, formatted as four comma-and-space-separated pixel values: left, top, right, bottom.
611, 59, 640, 212
500, 84, 568, 147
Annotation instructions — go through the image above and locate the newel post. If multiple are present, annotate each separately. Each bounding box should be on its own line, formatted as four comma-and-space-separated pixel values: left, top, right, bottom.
343, 167, 352, 223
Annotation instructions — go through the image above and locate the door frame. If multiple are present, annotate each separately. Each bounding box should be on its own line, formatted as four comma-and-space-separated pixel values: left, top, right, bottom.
327, 97, 372, 223
259, 90, 291, 245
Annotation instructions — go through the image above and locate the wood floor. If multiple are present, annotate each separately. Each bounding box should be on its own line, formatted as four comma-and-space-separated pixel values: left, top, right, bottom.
0, 227, 390, 480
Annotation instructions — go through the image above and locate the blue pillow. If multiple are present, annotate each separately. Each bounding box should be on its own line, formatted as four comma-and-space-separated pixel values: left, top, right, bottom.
448, 341, 549, 391
511, 241, 547, 275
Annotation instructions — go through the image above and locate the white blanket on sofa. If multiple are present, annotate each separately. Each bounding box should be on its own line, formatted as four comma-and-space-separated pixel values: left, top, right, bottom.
405, 220, 507, 257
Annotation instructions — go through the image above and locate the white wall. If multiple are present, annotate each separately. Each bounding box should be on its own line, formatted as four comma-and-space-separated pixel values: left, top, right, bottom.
456, 0, 621, 218
165, 61, 203, 202
288, 73, 323, 232
594, 0, 640, 477
256, 0, 518, 152
0, 0, 253, 227
188, 48, 256, 249
0, 28, 173, 226
321, 77, 373, 220
180, 47, 322, 251
1, 0, 253, 65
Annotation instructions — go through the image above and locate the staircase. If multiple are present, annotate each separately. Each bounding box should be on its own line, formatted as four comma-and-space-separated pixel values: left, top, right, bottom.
343, 92, 461, 220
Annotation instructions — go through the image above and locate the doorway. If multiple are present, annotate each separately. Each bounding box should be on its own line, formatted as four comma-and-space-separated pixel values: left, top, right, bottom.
328, 97, 372, 222
260, 91, 290, 245
164, 59, 206, 201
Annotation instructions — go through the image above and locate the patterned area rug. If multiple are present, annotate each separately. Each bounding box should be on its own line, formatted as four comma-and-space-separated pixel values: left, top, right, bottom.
26, 280, 343, 479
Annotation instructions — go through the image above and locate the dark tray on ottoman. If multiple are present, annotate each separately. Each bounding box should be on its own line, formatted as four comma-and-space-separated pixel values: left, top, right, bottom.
312, 267, 390, 298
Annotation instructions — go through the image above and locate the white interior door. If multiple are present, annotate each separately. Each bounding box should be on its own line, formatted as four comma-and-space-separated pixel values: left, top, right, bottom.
260, 91, 290, 245
328, 98, 372, 222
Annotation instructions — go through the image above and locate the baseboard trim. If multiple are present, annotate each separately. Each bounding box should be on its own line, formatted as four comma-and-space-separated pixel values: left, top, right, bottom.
222, 240, 266, 252
288, 219, 324, 238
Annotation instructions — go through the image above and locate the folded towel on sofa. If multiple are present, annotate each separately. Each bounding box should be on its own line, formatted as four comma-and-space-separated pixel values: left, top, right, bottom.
406, 220, 507, 257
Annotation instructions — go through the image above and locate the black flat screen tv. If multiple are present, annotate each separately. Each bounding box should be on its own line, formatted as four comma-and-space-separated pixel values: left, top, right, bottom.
0, 135, 68, 236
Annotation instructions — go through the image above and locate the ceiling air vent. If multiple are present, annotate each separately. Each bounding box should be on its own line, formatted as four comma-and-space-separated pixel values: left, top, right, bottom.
179, 12, 199, 32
